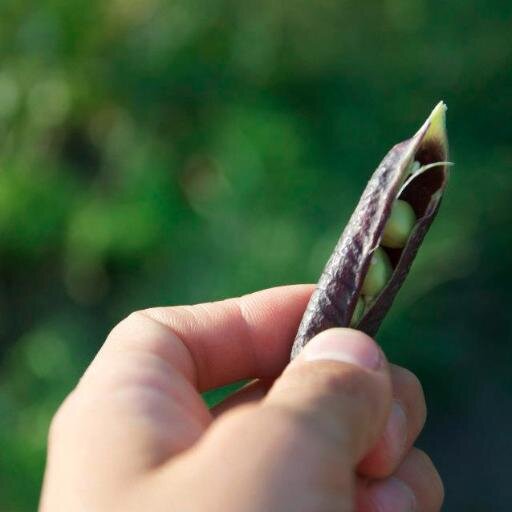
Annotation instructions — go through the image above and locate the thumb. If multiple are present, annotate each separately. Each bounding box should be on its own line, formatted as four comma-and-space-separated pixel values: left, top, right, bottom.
263, 328, 392, 465
151, 329, 393, 511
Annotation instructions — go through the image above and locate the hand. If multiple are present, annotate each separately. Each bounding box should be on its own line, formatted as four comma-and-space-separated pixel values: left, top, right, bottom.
40, 285, 443, 512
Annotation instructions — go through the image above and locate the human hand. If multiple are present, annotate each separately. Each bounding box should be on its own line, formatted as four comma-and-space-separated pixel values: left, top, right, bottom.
40, 285, 443, 512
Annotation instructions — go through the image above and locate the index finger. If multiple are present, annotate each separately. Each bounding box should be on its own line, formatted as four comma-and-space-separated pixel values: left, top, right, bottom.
86, 284, 314, 392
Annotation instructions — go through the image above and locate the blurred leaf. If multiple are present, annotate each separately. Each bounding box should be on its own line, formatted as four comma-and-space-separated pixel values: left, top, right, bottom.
1, 1, 511, 509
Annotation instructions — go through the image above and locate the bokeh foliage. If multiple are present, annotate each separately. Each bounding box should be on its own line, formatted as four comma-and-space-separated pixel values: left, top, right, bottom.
1, 0, 511, 509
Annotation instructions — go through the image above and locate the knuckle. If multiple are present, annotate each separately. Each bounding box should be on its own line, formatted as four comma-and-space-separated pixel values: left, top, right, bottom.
273, 361, 389, 446
213, 403, 351, 491
106, 309, 182, 357
393, 365, 423, 395
276, 360, 391, 432
109, 310, 147, 338
411, 448, 445, 509
105, 311, 139, 343
403, 368, 425, 403
392, 366, 427, 427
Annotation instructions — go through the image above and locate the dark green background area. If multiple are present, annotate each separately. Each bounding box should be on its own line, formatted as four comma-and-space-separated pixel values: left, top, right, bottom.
1, 1, 511, 509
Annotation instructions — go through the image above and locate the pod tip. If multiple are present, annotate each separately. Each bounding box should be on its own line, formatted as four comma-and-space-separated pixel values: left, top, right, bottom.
424, 101, 448, 146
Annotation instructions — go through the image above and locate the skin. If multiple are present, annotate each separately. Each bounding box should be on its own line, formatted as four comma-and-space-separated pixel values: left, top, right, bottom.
40, 285, 443, 512
362, 247, 392, 297
382, 200, 417, 249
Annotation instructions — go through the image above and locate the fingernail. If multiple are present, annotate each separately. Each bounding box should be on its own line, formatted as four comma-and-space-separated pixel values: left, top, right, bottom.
385, 401, 408, 460
371, 477, 416, 512
301, 328, 382, 371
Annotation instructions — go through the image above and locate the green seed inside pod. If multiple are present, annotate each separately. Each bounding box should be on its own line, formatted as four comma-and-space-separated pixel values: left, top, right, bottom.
381, 200, 417, 249
400, 160, 420, 187
350, 297, 365, 327
361, 247, 392, 297
409, 160, 420, 175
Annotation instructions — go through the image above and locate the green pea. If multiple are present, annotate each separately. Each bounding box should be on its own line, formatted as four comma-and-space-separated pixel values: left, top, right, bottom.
409, 160, 420, 175
381, 200, 417, 249
401, 160, 420, 186
350, 297, 365, 327
361, 247, 392, 297
364, 295, 375, 307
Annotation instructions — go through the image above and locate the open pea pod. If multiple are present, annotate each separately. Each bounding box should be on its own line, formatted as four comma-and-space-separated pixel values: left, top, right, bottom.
291, 102, 450, 359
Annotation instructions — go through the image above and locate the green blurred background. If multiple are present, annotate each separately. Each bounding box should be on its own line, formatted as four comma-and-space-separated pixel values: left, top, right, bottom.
1, 0, 511, 509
